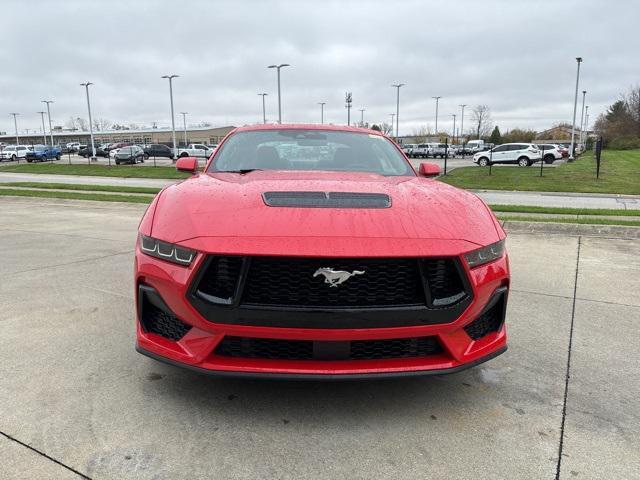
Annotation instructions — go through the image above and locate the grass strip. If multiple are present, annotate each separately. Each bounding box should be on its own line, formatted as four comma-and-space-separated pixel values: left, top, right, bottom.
0, 188, 152, 204
0, 163, 189, 179
498, 215, 640, 227
0, 182, 162, 194
489, 204, 640, 217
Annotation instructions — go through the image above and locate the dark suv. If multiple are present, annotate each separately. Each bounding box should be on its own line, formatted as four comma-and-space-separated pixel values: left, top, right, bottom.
143, 144, 174, 159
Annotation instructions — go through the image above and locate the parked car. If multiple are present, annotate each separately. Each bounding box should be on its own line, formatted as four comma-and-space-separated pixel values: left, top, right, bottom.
176, 143, 215, 158
536, 144, 564, 164
135, 124, 509, 378
114, 146, 145, 164
78, 146, 108, 158
66, 142, 81, 153
401, 144, 416, 157
473, 143, 541, 167
143, 144, 174, 159
0, 145, 31, 161
411, 143, 432, 158
25, 145, 61, 162
106, 142, 130, 153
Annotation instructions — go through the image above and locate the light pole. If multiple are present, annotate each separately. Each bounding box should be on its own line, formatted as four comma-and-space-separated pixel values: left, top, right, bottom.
583, 106, 589, 148
569, 57, 583, 161
9, 113, 19, 146
80, 82, 96, 158
451, 114, 457, 144
258, 93, 268, 124
359, 109, 365, 126
318, 102, 326, 124
389, 113, 395, 134
37, 111, 47, 144
180, 112, 188, 147
41, 100, 54, 146
578, 90, 587, 148
267, 64, 289, 123
432, 96, 442, 136
459, 104, 466, 145
345, 92, 352, 125
391, 83, 404, 141
161, 74, 179, 159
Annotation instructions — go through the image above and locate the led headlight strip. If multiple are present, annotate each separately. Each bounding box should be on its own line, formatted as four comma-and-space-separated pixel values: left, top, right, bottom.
464, 239, 505, 268
139, 234, 196, 266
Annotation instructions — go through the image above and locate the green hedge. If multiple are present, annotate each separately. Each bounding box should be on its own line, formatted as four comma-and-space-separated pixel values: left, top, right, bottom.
608, 136, 640, 150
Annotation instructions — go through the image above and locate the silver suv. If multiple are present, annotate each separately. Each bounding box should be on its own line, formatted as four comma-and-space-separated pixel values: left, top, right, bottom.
473, 143, 541, 167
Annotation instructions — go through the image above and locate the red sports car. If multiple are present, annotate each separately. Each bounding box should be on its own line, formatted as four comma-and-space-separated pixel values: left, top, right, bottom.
135, 124, 509, 379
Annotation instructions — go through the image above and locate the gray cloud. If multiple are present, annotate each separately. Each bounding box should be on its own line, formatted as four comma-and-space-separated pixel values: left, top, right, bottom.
1, 0, 638, 136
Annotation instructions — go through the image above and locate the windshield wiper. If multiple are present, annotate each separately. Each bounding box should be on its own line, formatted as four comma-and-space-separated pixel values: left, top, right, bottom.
219, 169, 263, 174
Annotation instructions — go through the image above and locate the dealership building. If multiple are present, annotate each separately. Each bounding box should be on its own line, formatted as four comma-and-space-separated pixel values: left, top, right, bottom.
0, 125, 235, 147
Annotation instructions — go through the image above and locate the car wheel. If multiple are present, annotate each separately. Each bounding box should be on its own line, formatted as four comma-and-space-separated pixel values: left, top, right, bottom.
115, 160, 120, 165
55, 154, 61, 160
544, 155, 555, 164
518, 157, 530, 167
180, 152, 188, 157
11, 154, 16, 161
26, 159, 33, 163
478, 157, 489, 167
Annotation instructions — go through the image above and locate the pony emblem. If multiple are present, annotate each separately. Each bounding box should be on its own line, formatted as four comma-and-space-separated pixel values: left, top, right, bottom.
313, 268, 365, 287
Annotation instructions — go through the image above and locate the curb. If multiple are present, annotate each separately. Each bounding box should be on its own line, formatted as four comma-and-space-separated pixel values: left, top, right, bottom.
502, 220, 640, 239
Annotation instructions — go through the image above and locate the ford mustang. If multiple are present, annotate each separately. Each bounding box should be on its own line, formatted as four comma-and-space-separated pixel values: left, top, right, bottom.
135, 124, 509, 379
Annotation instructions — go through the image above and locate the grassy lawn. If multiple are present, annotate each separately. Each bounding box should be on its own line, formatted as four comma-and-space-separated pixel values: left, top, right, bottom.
0, 182, 161, 194
0, 163, 189, 179
440, 149, 640, 195
489, 204, 640, 217
0, 188, 152, 203
498, 215, 640, 227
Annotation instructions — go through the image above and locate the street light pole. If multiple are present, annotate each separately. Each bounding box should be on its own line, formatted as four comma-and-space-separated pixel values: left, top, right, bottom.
258, 93, 268, 124
389, 113, 395, 134
459, 104, 466, 145
80, 82, 96, 158
451, 114, 457, 144
583, 106, 589, 148
267, 64, 290, 124
41, 100, 54, 146
180, 112, 188, 147
359, 108, 365, 126
161, 74, 179, 160
433, 96, 442, 136
391, 83, 404, 141
578, 90, 587, 147
569, 57, 583, 161
10, 113, 19, 146
318, 102, 325, 124
37, 111, 47, 144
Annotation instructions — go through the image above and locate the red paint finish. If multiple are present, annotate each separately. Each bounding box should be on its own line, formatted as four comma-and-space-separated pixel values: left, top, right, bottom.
135, 124, 509, 378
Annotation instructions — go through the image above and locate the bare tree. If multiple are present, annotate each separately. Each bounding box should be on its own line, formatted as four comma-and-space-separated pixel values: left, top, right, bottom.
380, 122, 393, 135
411, 125, 434, 143
471, 105, 493, 139
75, 117, 89, 131
92, 118, 112, 132
65, 117, 78, 131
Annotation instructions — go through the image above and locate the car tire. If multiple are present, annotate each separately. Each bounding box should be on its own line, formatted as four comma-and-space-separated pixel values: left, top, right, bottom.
26, 159, 33, 163
478, 157, 489, 167
55, 154, 61, 160
180, 152, 188, 157
115, 160, 120, 165
11, 154, 16, 162
544, 155, 555, 164
518, 157, 530, 167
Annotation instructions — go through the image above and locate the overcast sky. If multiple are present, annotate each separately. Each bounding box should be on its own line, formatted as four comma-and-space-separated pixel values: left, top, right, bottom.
1, 0, 638, 137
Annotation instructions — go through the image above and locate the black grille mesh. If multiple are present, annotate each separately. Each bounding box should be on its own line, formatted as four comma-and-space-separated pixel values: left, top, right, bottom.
464, 294, 505, 340
141, 299, 191, 341
196, 256, 243, 301
422, 259, 466, 306
242, 257, 425, 307
215, 336, 443, 361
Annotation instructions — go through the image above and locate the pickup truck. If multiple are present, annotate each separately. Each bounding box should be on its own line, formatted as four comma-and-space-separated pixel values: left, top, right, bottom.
25, 145, 61, 162
176, 143, 215, 158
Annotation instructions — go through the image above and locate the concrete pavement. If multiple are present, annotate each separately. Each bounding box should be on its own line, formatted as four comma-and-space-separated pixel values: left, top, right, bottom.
1, 197, 638, 479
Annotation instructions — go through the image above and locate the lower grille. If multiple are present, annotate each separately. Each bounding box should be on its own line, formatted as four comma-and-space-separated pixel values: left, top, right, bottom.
215, 336, 443, 361
464, 290, 506, 340
139, 285, 191, 341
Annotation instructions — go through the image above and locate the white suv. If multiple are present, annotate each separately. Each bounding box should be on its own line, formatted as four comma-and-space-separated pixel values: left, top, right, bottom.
536, 144, 564, 164
473, 143, 541, 167
0, 145, 31, 161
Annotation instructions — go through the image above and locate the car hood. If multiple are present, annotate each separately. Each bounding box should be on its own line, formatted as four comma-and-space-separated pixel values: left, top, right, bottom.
150, 171, 501, 256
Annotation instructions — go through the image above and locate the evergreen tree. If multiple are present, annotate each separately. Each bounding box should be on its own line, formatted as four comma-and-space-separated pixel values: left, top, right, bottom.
489, 126, 502, 144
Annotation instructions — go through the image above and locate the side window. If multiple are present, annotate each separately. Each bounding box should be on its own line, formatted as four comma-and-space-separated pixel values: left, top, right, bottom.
508, 145, 522, 151
493, 145, 507, 152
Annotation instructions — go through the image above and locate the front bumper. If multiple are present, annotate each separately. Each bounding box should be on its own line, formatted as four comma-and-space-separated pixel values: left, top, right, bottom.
135, 247, 509, 378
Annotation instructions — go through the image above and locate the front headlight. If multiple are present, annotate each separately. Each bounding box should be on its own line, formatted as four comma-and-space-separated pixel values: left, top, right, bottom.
139, 234, 196, 266
464, 240, 505, 268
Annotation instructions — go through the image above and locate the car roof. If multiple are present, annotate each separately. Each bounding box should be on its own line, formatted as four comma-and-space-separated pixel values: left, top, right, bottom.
232, 123, 386, 137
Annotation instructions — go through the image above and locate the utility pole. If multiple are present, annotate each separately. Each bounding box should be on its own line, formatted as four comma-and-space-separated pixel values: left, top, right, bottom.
10, 113, 19, 146
359, 108, 365, 126
569, 57, 583, 160
391, 83, 404, 141
345, 92, 352, 126
80, 82, 96, 158
451, 114, 457, 144
180, 112, 188, 146
389, 113, 395, 135
37, 111, 47, 144
432, 96, 442, 135
459, 104, 466, 144
267, 64, 290, 123
41, 100, 54, 146
578, 90, 587, 148
258, 93, 268, 124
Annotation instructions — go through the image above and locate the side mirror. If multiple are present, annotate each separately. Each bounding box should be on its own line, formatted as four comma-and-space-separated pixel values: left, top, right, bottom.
419, 162, 441, 177
176, 156, 198, 173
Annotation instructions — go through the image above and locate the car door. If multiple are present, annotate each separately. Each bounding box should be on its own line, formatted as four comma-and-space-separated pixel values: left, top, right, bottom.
489, 145, 508, 163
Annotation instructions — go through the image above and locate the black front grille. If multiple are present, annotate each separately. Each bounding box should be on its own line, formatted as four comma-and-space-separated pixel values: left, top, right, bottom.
242, 257, 425, 308
215, 336, 443, 361
464, 290, 506, 340
196, 256, 243, 302
140, 289, 191, 341
422, 259, 466, 306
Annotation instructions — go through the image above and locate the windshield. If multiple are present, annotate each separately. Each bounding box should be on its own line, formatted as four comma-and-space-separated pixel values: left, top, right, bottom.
209, 129, 414, 176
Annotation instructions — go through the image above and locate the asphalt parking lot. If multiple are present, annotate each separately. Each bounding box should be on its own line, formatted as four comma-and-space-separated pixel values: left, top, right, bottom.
1, 197, 638, 480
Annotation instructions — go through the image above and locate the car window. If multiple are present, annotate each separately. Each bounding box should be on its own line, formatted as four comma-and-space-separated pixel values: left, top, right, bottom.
493, 145, 507, 152
210, 129, 415, 176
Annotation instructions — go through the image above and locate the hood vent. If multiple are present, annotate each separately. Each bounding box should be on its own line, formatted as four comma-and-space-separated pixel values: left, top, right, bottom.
263, 191, 391, 209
